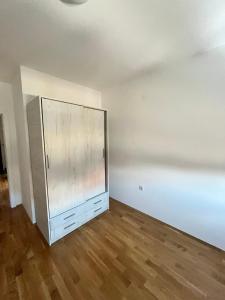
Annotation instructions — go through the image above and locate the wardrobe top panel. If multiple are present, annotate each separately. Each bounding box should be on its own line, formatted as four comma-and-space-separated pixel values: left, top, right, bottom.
41, 97, 107, 113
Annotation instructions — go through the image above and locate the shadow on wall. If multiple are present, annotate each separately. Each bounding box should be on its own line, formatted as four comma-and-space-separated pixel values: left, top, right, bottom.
109, 150, 225, 251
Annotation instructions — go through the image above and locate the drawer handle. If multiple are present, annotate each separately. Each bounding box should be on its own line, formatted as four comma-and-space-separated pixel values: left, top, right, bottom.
94, 207, 102, 213
46, 154, 50, 169
64, 222, 76, 230
64, 213, 76, 220
94, 200, 102, 205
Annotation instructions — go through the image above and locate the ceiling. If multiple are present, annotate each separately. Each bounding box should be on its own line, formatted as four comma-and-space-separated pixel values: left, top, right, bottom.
0, 0, 225, 89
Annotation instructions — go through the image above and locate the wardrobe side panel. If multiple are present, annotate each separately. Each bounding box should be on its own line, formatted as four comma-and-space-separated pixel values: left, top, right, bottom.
27, 98, 50, 243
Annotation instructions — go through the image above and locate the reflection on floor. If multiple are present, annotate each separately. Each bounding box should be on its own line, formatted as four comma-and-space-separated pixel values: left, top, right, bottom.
0, 178, 225, 299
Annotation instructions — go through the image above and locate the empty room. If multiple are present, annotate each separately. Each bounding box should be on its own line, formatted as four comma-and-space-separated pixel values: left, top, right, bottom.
0, 0, 225, 299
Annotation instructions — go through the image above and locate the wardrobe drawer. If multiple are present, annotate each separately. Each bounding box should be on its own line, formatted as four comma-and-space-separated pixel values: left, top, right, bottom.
49, 206, 81, 229
83, 193, 108, 213
80, 202, 108, 226
50, 218, 81, 242
49, 193, 109, 229
50, 199, 108, 243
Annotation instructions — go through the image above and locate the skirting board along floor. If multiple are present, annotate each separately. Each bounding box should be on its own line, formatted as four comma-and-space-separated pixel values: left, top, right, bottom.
0, 179, 225, 299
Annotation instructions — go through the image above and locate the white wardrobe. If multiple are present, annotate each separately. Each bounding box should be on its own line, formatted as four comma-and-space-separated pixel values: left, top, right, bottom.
27, 97, 109, 245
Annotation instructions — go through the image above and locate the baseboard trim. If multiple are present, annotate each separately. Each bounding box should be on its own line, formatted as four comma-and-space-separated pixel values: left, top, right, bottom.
110, 197, 224, 253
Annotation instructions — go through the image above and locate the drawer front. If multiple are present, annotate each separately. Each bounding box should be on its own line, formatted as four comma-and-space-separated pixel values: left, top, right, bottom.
79, 202, 108, 226
49, 192, 109, 231
83, 193, 108, 213
51, 219, 80, 242
50, 198, 108, 244
49, 205, 82, 229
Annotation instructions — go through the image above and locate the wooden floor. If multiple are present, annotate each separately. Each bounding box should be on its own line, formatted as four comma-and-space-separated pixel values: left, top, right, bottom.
0, 179, 225, 299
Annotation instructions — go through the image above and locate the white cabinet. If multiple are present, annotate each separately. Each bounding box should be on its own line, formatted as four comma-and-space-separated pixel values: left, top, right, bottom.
27, 97, 109, 245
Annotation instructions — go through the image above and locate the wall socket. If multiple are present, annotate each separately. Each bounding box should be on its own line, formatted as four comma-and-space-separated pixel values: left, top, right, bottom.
139, 185, 143, 191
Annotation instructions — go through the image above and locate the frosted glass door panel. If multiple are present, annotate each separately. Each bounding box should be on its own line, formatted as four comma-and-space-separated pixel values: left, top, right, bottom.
84, 108, 106, 200
42, 99, 85, 218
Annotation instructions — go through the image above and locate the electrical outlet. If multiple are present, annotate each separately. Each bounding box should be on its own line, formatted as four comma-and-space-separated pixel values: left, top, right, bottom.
139, 185, 143, 191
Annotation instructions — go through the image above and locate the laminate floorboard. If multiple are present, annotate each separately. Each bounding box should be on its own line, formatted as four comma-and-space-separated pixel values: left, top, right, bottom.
0, 178, 224, 299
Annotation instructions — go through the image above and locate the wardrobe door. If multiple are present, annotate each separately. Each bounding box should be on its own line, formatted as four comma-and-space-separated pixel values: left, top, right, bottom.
84, 108, 106, 200
42, 99, 85, 218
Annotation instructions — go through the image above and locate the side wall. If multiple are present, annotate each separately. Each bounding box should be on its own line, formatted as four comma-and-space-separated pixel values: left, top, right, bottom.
102, 51, 225, 250
20, 66, 101, 108
12, 71, 36, 221
12, 66, 102, 223
0, 116, 7, 171
0, 82, 21, 207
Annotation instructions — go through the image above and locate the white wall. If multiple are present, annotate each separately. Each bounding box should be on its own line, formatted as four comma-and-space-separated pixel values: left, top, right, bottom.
0, 82, 21, 207
103, 50, 225, 250
0, 116, 7, 170
12, 66, 102, 223
20, 66, 101, 108
12, 70, 36, 221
